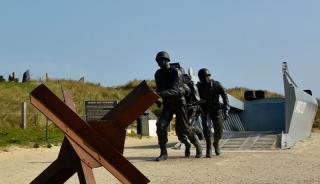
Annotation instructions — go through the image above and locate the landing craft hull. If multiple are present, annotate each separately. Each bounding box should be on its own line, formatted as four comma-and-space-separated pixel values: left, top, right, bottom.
189, 62, 318, 149
281, 63, 318, 148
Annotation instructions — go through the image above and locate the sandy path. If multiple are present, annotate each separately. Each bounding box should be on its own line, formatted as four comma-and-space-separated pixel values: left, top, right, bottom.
1, 133, 320, 184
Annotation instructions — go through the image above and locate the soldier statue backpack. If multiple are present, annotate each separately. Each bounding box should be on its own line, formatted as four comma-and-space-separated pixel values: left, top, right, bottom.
170, 63, 204, 140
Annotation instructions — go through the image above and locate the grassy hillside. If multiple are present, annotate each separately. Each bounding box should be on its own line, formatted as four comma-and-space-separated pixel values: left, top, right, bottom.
0, 79, 158, 148
0, 79, 319, 148
0, 79, 157, 127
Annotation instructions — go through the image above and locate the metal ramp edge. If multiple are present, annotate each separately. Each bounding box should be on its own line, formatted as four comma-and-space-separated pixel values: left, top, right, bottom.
223, 112, 245, 132
219, 131, 280, 150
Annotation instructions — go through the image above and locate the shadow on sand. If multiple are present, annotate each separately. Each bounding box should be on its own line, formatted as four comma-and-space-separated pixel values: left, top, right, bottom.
127, 155, 186, 162
125, 142, 177, 150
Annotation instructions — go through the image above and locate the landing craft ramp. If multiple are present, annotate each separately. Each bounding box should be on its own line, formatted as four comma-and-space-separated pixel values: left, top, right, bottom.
220, 132, 279, 150
192, 62, 317, 150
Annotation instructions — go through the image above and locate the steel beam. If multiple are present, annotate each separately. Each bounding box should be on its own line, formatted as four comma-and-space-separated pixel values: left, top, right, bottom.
30, 81, 159, 184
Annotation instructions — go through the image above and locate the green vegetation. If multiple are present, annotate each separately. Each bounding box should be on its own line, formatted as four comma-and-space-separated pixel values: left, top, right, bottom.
0, 79, 319, 149
0, 127, 64, 149
0, 79, 156, 149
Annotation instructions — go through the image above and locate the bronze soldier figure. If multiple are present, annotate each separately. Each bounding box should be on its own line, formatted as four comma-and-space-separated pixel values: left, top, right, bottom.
197, 68, 229, 157
154, 51, 202, 161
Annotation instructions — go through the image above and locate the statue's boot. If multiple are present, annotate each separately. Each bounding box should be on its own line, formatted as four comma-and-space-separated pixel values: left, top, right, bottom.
156, 144, 168, 161
184, 142, 191, 157
189, 136, 202, 158
178, 137, 191, 157
213, 140, 221, 156
205, 137, 212, 158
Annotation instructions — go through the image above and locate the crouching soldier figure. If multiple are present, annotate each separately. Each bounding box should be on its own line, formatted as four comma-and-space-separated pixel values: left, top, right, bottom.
197, 68, 230, 157
154, 51, 202, 161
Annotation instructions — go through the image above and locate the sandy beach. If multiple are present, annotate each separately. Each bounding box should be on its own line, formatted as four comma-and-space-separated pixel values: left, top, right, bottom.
1, 133, 320, 184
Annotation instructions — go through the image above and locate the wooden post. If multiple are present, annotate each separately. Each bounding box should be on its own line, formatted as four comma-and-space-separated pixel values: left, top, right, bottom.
21, 102, 27, 129
45, 118, 49, 142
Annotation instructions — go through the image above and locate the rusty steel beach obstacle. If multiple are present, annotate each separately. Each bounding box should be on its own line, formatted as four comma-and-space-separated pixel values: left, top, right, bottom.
30, 81, 159, 184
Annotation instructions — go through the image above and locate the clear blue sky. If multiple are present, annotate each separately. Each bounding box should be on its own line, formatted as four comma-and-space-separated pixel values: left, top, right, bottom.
1, 1, 319, 97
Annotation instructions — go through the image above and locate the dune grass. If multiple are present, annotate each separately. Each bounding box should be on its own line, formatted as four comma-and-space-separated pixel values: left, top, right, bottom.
0, 79, 138, 148
0, 127, 64, 149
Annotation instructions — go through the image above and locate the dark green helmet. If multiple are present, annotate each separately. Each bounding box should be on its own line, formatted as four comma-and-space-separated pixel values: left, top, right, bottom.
156, 51, 170, 62
198, 68, 211, 79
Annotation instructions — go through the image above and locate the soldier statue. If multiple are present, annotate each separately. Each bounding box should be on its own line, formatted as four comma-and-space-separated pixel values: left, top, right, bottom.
154, 51, 202, 161
197, 68, 230, 157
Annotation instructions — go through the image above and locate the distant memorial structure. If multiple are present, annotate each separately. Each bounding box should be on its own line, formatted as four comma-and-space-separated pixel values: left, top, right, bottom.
22, 70, 31, 83
0, 75, 5, 82
8, 72, 18, 82
79, 76, 85, 83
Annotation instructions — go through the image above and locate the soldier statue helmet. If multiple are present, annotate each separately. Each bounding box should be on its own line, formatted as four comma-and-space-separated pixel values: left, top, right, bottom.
156, 51, 170, 61
198, 68, 211, 83
155, 51, 170, 69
